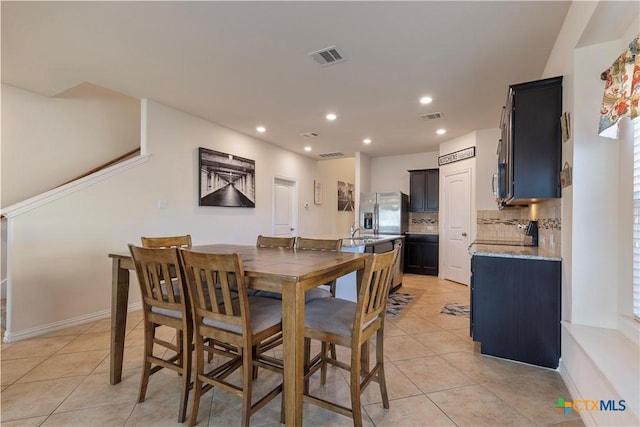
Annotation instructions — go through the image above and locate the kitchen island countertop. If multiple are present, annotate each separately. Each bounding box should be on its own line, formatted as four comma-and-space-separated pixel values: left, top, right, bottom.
304, 234, 404, 248
405, 231, 439, 235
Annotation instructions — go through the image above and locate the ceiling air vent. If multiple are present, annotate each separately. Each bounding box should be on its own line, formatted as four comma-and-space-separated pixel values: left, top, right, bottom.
420, 112, 443, 120
301, 132, 319, 138
308, 46, 346, 66
318, 152, 344, 159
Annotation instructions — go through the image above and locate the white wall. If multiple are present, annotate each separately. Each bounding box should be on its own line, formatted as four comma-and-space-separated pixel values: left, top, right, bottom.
355, 152, 371, 222
571, 40, 621, 328
370, 151, 439, 194
3, 97, 346, 339
1, 83, 140, 207
617, 15, 639, 343
475, 129, 501, 210
317, 158, 356, 235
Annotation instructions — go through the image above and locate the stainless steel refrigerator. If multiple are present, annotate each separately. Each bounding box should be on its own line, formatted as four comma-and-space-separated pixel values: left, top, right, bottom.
359, 192, 409, 235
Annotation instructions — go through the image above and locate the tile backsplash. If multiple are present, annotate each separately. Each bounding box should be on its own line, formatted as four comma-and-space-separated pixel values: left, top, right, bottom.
409, 212, 439, 233
477, 209, 530, 241
477, 198, 561, 256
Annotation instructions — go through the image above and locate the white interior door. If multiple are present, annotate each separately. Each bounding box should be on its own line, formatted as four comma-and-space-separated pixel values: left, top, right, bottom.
442, 169, 471, 285
273, 177, 297, 237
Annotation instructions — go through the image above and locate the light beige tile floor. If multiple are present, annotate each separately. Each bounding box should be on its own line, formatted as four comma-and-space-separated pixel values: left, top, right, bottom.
0, 275, 584, 426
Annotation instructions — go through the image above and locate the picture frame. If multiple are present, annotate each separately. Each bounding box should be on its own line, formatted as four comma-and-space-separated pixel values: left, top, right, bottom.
198, 147, 255, 207
314, 180, 322, 205
337, 181, 354, 211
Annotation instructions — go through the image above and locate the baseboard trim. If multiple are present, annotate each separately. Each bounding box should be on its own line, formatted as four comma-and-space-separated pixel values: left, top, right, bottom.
559, 359, 594, 426
2, 302, 142, 343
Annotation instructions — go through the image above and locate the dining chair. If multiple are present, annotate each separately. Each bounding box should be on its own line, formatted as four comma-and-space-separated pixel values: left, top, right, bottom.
302, 247, 399, 427
141, 234, 192, 249
295, 237, 343, 360
254, 236, 335, 303
255, 235, 295, 249
254, 237, 342, 357
179, 250, 284, 427
295, 237, 342, 296
128, 244, 193, 423
141, 233, 226, 362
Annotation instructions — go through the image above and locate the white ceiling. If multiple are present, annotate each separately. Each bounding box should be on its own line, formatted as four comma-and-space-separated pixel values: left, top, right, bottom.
2, 1, 574, 159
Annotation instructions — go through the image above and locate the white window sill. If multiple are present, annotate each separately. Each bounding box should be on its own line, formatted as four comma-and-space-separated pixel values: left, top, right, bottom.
562, 321, 639, 419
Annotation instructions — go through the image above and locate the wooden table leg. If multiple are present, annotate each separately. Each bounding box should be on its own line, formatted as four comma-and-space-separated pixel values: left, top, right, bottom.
110, 258, 130, 385
281, 282, 304, 426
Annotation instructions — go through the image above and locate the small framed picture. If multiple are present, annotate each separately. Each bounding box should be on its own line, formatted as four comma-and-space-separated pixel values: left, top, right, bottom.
314, 181, 322, 205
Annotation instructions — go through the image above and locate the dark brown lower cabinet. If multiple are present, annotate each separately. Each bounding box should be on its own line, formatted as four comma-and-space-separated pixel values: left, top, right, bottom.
471, 255, 561, 369
404, 234, 438, 276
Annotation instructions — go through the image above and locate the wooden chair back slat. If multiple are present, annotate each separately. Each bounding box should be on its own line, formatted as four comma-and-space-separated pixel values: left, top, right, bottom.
256, 235, 295, 248
141, 235, 192, 249
295, 237, 342, 252
180, 250, 250, 337
128, 244, 188, 312
355, 248, 399, 332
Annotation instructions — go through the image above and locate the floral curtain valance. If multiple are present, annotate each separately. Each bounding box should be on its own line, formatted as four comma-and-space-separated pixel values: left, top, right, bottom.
598, 34, 639, 139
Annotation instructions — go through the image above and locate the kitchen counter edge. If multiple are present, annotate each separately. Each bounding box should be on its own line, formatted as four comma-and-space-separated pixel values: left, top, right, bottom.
469, 243, 561, 261
305, 234, 404, 248
405, 231, 439, 235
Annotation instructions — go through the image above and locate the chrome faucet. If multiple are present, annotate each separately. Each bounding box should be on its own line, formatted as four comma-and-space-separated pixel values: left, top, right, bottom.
350, 224, 361, 238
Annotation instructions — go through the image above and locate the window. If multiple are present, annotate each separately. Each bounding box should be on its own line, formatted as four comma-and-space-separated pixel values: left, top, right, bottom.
634, 116, 640, 319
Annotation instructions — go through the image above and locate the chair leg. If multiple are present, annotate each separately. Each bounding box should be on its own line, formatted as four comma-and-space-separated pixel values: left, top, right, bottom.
177, 325, 193, 423
138, 321, 154, 403
251, 344, 259, 379
376, 329, 389, 409
189, 334, 205, 427
207, 338, 214, 363
350, 346, 363, 427
241, 348, 252, 427
177, 329, 184, 376
303, 338, 311, 394
320, 341, 329, 385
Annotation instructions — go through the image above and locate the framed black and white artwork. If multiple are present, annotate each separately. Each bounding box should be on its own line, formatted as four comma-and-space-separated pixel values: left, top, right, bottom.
337, 181, 354, 211
198, 147, 255, 207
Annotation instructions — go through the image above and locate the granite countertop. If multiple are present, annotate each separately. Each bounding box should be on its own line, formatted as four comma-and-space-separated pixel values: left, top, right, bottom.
469, 242, 561, 261
406, 230, 439, 235
307, 234, 404, 248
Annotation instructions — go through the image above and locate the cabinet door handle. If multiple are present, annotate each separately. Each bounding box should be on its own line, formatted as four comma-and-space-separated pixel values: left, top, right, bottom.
462, 232, 467, 237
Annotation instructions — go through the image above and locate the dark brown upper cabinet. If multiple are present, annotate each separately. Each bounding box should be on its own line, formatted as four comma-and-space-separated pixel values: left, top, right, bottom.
409, 169, 439, 212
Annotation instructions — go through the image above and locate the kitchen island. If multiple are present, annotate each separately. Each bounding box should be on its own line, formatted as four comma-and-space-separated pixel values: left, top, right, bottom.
468, 241, 561, 369
308, 234, 404, 302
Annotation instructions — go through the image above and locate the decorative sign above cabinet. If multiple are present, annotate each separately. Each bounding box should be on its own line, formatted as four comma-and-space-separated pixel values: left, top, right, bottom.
438, 146, 476, 166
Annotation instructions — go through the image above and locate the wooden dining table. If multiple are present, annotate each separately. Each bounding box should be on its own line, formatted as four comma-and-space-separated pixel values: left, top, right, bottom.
108, 243, 369, 426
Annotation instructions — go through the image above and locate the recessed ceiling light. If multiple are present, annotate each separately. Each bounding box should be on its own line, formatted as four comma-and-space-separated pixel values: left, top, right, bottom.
304, 146, 312, 152
363, 138, 372, 144
326, 113, 337, 121
436, 128, 447, 135
256, 126, 266, 133
420, 96, 433, 105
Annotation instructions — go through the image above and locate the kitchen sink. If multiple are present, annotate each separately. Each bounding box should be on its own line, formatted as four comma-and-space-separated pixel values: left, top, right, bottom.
347, 237, 378, 243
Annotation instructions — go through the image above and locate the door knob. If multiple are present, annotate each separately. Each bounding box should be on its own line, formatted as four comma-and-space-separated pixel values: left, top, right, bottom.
462, 232, 467, 237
